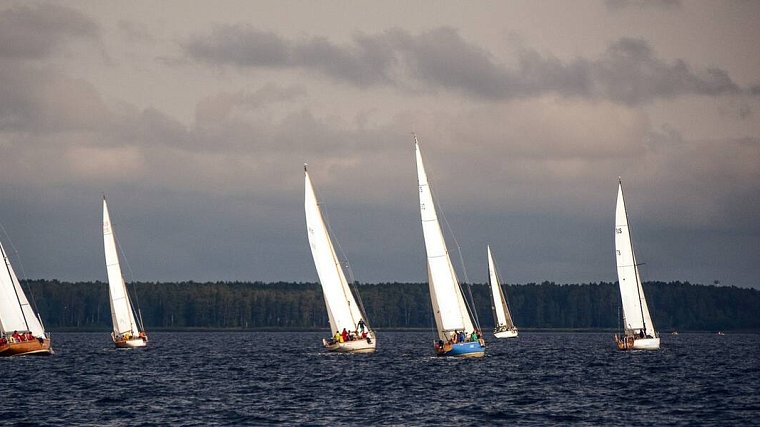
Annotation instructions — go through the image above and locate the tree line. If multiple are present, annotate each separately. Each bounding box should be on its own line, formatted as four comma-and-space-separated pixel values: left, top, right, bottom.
21, 280, 760, 332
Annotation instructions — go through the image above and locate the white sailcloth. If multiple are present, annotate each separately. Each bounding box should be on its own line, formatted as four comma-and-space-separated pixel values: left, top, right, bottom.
0, 242, 46, 337
414, 137, 474, 340
487, 246, 514, 329
614, 181, 656, 336
304, 168, 364, 334
103, 199, 140, 338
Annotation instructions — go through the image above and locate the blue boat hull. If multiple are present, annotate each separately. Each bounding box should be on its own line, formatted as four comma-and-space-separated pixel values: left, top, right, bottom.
436, 341, 485, 357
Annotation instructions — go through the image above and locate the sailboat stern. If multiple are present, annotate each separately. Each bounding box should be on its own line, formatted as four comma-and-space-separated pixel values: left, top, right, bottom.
434, 340, 485, 358
493, 328, 519, 339
614, 334, 660, 351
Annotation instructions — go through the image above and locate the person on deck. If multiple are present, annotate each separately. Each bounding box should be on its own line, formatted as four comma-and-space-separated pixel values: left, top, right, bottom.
12, 331, 21, 342
333, 331, 341, 343
357, 319, 366, 333
341, 328, 349, 343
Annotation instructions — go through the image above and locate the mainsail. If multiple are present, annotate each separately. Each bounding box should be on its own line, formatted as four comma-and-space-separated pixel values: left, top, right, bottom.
103, 198, 141, 338
304, 167, 365, 334
0, 242, 46, 337
414, 137, 475, 341
614, 180, 656, 336
487, 245, 515, 330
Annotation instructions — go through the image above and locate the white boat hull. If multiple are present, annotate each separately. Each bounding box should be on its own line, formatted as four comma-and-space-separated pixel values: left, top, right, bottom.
322, 335, 376, 353
115, 337, 148, 348
615, 335, 660, 351
494, 329, 518, 339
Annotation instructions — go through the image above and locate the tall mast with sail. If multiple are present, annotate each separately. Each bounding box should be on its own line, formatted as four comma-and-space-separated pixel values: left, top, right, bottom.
414, 135, 484, 357
613, 179, 660, 350
103, 197, 148, 348
488, 245, 518, 338
0, 241, 52, 356
304, 165, 375, 353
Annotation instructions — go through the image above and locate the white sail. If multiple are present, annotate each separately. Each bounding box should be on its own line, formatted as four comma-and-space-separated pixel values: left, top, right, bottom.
487, 246, 514, 329
615, 180, 656, 336
414, 137, 474, 340
103, 199, 140, 338
0, 242, 46, 337
304, 168, 364, 334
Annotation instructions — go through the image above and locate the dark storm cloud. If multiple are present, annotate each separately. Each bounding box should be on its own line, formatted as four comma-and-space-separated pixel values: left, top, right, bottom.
0, 4, 98, 59
183, 27, 741, 105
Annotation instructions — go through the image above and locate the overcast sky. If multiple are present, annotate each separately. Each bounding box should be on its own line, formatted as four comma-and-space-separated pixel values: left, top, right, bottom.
1, 1, 758, 288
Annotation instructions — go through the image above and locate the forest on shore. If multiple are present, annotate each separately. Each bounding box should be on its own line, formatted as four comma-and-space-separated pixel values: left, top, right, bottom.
21, 280, 759, 332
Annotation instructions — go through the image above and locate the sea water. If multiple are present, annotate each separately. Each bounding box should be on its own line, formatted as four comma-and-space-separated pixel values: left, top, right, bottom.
1, 331, 758, 425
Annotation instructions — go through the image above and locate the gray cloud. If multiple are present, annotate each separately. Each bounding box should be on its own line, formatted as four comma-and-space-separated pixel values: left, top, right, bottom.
183, 27, 741, 105
0, 4, 98, 59
606, 0, 682, 10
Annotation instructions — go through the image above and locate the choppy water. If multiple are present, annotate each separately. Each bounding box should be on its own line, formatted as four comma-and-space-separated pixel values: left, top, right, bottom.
1, 331, 758, 425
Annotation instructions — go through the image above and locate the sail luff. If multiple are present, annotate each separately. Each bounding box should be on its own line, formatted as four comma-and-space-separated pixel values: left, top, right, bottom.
0, 242, 45, 337
103, 199, 140, 336
487, 246, 514, 328
304, 169, 364, 334
614, 180, 656, 336
415, 138, 474, 336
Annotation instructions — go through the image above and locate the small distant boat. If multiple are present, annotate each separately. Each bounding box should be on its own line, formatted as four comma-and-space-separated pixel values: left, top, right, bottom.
613, 179, 660, 351
103, 197, 148, 348
0, 241, 52, 356
671, 331, 679, 336
414, 135, 485, 357
487, 246, 518, 339
304, 165, 376, 353
717, 331, 725, 336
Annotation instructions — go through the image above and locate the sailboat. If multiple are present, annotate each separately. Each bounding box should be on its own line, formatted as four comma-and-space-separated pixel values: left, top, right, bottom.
414, 135, 485, 357
613, 179, 660, 351
304, 165, 376, 353
103, 197, 148, 348
0, 241, 52, 356
487, 246, 518, 338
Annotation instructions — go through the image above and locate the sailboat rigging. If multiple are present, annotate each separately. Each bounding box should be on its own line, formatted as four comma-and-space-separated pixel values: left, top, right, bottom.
304, 164, 376, 353
0, 239, 52, 356
487, 246, 518, 338
414, 134, 485, 357
103, 197, 148, 348
613, 179, 660, 350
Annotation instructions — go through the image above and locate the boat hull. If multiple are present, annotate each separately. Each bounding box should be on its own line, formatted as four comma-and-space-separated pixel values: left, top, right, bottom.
435, 340, 485, 357
614, 335, 660, 351
114, 336, 148, 348
494, 329, 518, 339
0, 338, 53, 356
322, 335, 376, 353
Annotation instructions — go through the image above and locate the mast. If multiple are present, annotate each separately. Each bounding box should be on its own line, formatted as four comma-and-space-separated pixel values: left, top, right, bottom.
620, 178, 648, 335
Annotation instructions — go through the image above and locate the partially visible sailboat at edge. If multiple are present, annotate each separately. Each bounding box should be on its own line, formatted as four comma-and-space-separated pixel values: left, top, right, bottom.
103, 197, 148, 348
613, 179, 660, 351
0, 241, 52, 356
304, 165, 376, 353
487, 245, 518, 338
414, 135, 485, 357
